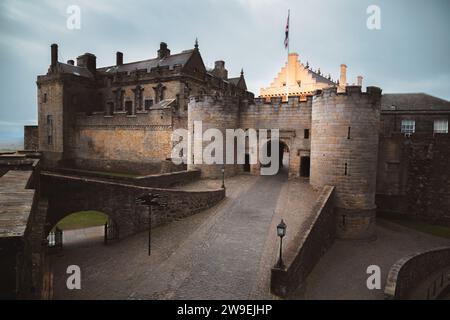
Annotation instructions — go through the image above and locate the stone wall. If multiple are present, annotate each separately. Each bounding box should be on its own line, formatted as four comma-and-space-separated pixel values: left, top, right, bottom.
376, 133, 450, 225
240, 96, 312, 178
0, 159, 49, 299
271, 186, 335, 297
187, 95, 241, 178
24, 126, 39, 151
310, 86, 382, 239
384, 247, 450, 299
54, 167, 200, 188
40, 172, 225, 238
68, 108, 174, 168
37, 79, 65, 166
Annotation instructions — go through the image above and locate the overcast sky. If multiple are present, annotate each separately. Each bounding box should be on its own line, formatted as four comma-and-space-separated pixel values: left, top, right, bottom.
1, 0, 449, 142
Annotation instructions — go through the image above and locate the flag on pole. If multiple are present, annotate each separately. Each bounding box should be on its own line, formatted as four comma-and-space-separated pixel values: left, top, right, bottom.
284, 10, 290, 50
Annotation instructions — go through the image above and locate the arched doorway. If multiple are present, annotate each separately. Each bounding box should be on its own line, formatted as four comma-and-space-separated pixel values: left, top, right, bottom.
260, 140, 290, 177
47, 211, 118, 249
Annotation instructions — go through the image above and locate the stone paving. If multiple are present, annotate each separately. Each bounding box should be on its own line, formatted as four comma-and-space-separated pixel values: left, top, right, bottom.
50, 170, 319, 300
292, 220, 450, 300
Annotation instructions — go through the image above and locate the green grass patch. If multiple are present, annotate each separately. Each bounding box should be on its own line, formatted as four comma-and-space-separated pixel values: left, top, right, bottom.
57, 211, 108, 230
380, 217, 450, 239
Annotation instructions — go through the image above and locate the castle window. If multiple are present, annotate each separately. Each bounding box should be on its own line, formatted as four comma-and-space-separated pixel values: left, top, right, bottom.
401, 120, 415, 135
42, 93, 47, 103
434, 119, 448, 134
125, 101, 133, 115
304, 129, 310, 139
344, 162, 348, 176
106, 102, 114, 115
347, 127, 351, 139
144, 99, 153, 110
46, 115, 53, 145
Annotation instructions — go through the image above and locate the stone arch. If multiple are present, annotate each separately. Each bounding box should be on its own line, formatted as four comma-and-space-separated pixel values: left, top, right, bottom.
41, 174, 149, 238
258, 139, 290, 177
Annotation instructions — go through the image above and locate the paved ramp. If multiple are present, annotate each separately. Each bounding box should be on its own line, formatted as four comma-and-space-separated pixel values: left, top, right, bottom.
50, 172, 319, 300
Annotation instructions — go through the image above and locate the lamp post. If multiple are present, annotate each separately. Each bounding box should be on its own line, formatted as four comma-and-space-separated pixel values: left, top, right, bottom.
276, 219, 287, 269
221, 164, 225, 189
136, 192, 168, 256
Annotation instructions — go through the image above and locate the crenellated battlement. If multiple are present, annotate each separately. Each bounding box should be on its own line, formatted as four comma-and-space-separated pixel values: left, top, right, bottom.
247, 95, 313, 111
314, 85, 382, 101
188, 94, 239, 106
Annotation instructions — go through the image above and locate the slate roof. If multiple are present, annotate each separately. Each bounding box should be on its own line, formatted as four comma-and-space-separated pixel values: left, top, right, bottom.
57, 62, 94, 79
381, 93, 450, 111
228, 77, 241, 86
97, 50, 195, 74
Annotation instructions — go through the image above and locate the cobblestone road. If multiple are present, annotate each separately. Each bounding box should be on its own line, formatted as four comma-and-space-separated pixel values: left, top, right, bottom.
51, 170, 319, 300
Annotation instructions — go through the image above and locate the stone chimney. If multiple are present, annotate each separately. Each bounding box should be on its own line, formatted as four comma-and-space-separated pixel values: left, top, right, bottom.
67, 60, 74, 65
157, 42, 171, 59
51, 44, 58, 69
338, 64, 347, 92
212, 60, 228, 80
357, 75, 363, 87
77, 53, 97, 75
116, 52, 123, 66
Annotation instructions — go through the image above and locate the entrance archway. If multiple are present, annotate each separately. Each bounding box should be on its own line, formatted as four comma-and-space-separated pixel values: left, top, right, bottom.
47, 211, 118, 249
261, 140, 290, 177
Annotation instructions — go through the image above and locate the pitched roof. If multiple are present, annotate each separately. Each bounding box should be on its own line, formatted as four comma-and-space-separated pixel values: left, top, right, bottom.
381, 93, 450, 111
57, 62, 94, 79
97, 50, 195, 74
307, 69, 336, 86
228, 77, 240, 86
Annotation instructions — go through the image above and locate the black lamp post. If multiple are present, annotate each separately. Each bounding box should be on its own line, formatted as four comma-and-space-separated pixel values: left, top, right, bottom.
136, 192, 168, 256
276, 219, 287, 269
221, 164, 225, 189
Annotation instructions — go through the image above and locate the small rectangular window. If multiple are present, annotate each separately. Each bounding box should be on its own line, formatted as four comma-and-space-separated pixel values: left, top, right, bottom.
344, 162, 348, 176
347, 127, 351, 139
304, 129, 310, 139
46, 115, 53, 145
144, 99, 153, 110
125, 101, 133, 115
434, 119, 448, 134
106, 102, 114, 115
401, 120, 415, 135
42, 93, 47, 103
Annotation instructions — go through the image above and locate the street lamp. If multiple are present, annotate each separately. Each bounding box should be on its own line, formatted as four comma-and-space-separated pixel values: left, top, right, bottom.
276, 219, 287, 269
221, 164, 225, 189
136, 192, 168, 256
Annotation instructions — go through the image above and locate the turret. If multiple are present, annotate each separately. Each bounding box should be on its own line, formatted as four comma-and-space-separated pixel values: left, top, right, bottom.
310, 86, 382, 239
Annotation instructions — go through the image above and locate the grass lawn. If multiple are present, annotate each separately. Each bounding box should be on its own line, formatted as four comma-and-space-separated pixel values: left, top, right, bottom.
380, 217, 450, 239
57, 211, 108, 230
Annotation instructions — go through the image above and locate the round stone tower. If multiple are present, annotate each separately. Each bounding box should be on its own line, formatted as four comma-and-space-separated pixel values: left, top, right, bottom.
310, 86, 382, 240
187, 95, 240, 178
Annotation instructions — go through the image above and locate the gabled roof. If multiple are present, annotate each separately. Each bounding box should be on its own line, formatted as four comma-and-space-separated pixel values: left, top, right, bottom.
57, 62, 94, 79
97, 49, 196, 74
228, 76, 247, 90
308, 69, 336, 86
381, 93, 450, 111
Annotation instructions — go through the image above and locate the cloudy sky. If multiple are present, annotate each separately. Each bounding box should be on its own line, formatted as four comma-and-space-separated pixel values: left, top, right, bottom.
0, 0, 449, 143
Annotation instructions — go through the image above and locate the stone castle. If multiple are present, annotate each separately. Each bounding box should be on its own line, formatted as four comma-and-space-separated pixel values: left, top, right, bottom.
27, 41, 450, 240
